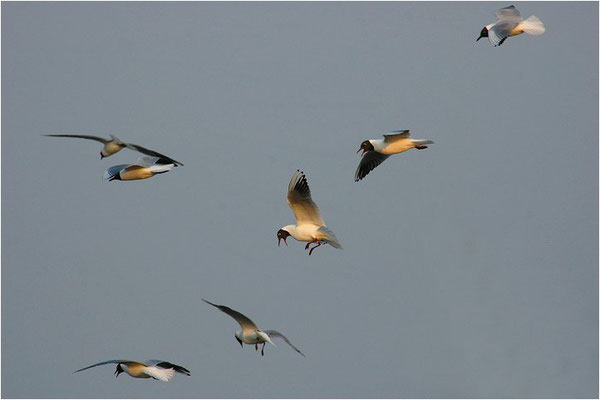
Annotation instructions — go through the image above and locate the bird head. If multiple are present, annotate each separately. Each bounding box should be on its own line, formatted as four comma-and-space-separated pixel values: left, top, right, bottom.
100, 152, 105, 160
477, 27, 489, 41
114, 364, 124, 378
277, 229, 290, 247
357, 140, 374, 156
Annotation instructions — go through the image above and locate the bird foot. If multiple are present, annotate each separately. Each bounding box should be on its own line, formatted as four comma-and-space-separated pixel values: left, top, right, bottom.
308, 241, 323, 255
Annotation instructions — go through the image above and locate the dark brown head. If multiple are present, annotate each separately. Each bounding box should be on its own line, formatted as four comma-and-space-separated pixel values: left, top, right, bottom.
476, 27, 488, 41
277, 229, 290, 247
357, 140, 374, 156
114, 364, 124, 378
100, 152, 105, 160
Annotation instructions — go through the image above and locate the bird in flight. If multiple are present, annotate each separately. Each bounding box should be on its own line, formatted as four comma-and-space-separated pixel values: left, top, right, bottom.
277, 170, 342, 255
44, 134, 183, 166
476, 5, 545, 47
203, 299, 305, 357
355, 130, 433, 182
73, 359, 190, 382
103, 157, 176, 181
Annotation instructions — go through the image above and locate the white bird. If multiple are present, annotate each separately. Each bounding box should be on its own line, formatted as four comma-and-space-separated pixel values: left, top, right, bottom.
103, 157, 176, 181
43, 134, 183, 165
355, 130, 433, 182
203, 299, 305, 357
73, 359, 190, 382
476, 5, 545, 47
277, 170, 342, 255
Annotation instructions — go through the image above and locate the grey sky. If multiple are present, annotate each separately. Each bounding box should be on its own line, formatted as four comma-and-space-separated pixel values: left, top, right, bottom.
2, 2, 598, 398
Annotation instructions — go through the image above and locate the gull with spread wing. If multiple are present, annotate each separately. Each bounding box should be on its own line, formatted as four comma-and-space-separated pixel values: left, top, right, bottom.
103, 157, 176, 182
277, 170, 342, 255
355, 130, 433, 182
44, 133, 183, 165
476, 5, 545, 47
203, 299, 305, 357
73, 359, 190, 382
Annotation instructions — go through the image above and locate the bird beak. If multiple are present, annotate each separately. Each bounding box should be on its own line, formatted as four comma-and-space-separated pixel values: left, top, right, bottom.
278, 238, 287, 247
476, 35, 482, 42
356, 148, 362, 155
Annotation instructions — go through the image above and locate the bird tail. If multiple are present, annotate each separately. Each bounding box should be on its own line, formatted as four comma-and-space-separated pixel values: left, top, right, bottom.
521, 15, 545, 35
317, 227, 343, 249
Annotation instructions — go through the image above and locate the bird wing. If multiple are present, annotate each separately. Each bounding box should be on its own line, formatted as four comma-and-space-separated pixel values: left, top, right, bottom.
203, 299, 259, 333
142, 366, 176, 382
354, 151, 390, 181
44, 134, 109, 144
264, 330, 305, 357
73, 360, 132, 373
495, 5, 521, 21
286, 170, 324, 226
145, 360, 191, 376
488, 20, 519, 46
382, 130, 410, 142
103, 164, 129, 180
125, 142, 184, 166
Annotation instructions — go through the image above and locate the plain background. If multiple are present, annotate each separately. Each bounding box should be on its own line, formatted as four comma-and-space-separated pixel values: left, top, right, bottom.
2, 2, 598, 398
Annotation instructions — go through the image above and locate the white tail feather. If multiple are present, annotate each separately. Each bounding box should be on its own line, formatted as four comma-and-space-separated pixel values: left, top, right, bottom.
521, 15, 545, 35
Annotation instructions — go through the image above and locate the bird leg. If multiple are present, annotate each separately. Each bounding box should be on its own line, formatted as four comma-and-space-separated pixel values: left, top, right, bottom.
415, 145, 428, 150
261, 343, 266, 357
255, 343, 258, 351
305, 240, 316, 250
308, 241, 323, 255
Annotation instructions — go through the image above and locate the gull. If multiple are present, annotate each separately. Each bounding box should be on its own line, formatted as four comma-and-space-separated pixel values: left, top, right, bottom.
476, 5, 545, 47
355, 130, 433, 182
277, 170, 342, 255
103, 157, 176, 181
43, 134, 183, 165
203, 299, 305, 357
73, 359, 190, 382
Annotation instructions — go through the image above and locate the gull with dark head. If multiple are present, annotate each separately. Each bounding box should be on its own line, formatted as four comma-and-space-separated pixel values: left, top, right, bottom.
355, 129, 433, 182
476, 5, 545, 47
44, 133, 183, 165
277, 170, 342, 255
103, 157, 176, 182
74, 359, 190, 382
203, 299, 305, 357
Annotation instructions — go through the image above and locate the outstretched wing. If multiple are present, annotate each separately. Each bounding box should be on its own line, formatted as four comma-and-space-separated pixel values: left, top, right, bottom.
203, 299, 259, 333
286, 170, 324, 226
264, 330, 305, 357
495, 5, 520, 21
355, 151, 390, 182
73, 360, 131, 373
382, 130, 410, 142
125, 143, 183, 166
44, 134, 109, 144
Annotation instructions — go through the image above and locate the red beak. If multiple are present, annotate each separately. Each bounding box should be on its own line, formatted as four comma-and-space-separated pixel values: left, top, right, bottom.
278, 238, 288, 247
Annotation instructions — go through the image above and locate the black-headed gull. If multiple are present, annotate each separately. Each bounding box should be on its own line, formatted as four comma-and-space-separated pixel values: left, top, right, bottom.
355, 130, 433, 182
277, 170, 342, 255
103, 157, 176, 181
203, 299, 305, 357
73, 359, 190, 381
43, 134, 183, 165
476, 5, 545, 47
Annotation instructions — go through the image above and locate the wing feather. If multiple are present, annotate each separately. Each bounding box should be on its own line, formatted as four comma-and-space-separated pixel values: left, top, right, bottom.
383, 130, 410, 142
488, 20, 518, 46
286, 170, 324, 226
44, 134, 109, 144
203, 299, 259, 333
495, 5, 521, 21
125, 143, 183, 166
264, 330, 305, 357
73, 360, 132, 373
355, 151, 390, 181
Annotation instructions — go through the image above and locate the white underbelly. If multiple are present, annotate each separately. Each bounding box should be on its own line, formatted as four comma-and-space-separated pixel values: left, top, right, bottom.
292, 224, 320, 242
